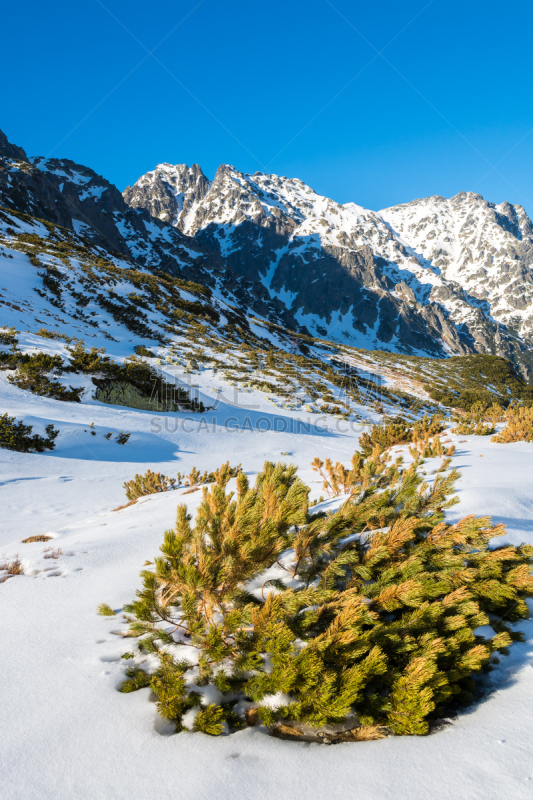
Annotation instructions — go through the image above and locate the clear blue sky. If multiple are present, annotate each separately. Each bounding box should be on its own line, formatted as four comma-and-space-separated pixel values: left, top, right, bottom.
3, 0, 533, 214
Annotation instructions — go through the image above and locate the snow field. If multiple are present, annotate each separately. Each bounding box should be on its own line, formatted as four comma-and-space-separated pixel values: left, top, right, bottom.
1, 396, 533, 798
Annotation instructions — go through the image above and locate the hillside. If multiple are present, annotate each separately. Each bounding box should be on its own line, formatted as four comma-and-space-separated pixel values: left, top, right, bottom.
2, 131, 533, 800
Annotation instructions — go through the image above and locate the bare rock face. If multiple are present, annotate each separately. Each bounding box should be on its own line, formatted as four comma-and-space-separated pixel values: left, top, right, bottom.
123, 163, 211, 232
0, 129, 29, 162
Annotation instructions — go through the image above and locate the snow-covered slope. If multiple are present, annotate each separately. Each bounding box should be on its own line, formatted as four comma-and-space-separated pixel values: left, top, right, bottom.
2, 373, 533, 799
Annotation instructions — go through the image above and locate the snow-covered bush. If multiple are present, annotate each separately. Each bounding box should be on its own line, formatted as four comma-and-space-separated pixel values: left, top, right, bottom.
120, 443, 533, 741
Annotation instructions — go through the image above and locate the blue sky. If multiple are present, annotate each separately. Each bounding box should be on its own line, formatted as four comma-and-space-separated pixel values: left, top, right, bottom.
3, 0, 533, 214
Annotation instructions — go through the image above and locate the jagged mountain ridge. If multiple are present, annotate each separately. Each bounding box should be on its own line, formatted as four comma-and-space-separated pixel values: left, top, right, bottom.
2, 127, 533, 378
0, 130, 300, 332
125, 162, 533, 378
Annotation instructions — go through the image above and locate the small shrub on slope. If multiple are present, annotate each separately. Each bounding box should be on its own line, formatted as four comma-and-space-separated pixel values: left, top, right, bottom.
122, 463, 243, 504
176, 461, 243, 490
0, 326, 19, 346
491, 405, 533, 443
119, 448, 533, 740
0, 413, 59, 452
313, 416, 449, 499
3, 351, 84, 402
97, 604, 116, 617
124, 470, 177, 501
133, 345, 156, 358
451, 402, 503, 436
65, 341, 111, 373
36, 328, 72, 342
0, 555, 23, 583
312, 447, 403, 498
358, 414, 444, 458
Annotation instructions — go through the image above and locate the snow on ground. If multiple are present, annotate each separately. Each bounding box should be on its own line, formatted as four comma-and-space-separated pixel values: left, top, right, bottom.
2, 371, 533, 799
1, 222, 533, 798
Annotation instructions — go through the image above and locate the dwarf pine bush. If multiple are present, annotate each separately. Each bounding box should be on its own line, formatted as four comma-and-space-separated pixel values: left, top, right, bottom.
119, 437, 533, 740
5, 351, 84, 402
36, 328, 72, 342
133, 345, 156, 357
451, 402, 503, 436
0, 326, 19, 346
124, 469, 177, 501
491, 404, 533, 443
0, 413, 59, 452
358, 414, 445, 459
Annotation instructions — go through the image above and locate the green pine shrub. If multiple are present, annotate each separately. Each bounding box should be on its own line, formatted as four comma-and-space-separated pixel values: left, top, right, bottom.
452, 421, 495, 436
65, 341, 111, 373
133, 345, 156, 358
491, 404, 533, 443
425, 355, 533, 410
7, 352, 84, 402
0, 413, 59, 452
0, 326, 19, 346
36, 328, 72, 342
358, 414, 444, 459
451, 402, 502, 436
124, 469, 177, 501
176, 462, 243, 489
119, 447, 533, 740
357, 418, 412, 457
311, 445, 404, 498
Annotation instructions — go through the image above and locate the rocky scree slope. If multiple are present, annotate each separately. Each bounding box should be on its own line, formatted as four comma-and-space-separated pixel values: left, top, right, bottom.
125, 162, 533, 378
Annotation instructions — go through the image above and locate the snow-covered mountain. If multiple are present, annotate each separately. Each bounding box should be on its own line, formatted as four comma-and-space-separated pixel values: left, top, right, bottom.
3, 126, 533, 379
125, 163, 533, 378
0, 132, 300, 332
380, 193, 533, 345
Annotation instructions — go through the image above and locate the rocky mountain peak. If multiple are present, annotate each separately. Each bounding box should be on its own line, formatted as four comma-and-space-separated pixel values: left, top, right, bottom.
123, 162, 211, 232
0, 128, 28, 163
